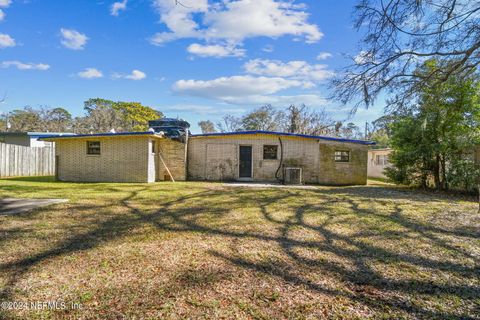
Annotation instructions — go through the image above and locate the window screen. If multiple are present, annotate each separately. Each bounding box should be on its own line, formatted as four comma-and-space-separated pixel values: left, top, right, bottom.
263, 145, 278, 160
334, 150, 350, 162
86, 141, 101, 155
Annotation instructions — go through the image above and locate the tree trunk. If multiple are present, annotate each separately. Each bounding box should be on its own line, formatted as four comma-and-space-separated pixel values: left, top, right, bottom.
434, 154, 441, 190
441, 154, 448, 191
421, 157, 428, 189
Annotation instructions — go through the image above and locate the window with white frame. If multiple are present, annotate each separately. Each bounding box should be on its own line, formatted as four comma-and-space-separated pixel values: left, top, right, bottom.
376, 155, 389, 165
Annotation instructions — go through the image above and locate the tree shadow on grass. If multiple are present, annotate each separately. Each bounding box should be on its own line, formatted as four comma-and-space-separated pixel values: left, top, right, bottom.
0, 184, 478, 319
125, 187, 479, 318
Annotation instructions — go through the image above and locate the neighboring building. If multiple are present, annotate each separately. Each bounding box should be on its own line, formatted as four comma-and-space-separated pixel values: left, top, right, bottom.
0, 132, 74, 147
42, 130, 374, 185
368, 148, 392, 179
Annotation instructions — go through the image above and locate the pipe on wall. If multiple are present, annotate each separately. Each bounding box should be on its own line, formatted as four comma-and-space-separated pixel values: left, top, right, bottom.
275, 136, 284, 182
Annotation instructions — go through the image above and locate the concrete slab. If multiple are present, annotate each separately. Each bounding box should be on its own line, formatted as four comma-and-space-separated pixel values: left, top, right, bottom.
223, 182, 319, 189
0, 198, 68, 215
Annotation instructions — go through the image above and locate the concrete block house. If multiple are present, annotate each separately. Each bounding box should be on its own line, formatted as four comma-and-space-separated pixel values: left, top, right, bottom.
43, 130, 374, 185
188, 131, 373, 185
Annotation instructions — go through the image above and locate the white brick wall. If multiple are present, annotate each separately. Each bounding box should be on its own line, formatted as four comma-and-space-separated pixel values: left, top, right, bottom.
55, 136, 152, 183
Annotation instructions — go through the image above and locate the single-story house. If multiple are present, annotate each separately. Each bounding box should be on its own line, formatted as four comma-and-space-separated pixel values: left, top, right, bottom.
41, 130, 374, 185
188, 131, 373, 185
367, 148, 392, 179
0, 132, 75, 147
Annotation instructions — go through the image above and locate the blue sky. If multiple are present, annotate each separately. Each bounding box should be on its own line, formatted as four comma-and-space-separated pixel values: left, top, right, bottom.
0, 0, 384, 133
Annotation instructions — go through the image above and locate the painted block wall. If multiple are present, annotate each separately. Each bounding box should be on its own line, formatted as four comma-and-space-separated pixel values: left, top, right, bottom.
55, 136, 151, 183
367, 149, 392, 179
318, 141, 368, 185
156, 139, 186, 181
188, 134, 369, 185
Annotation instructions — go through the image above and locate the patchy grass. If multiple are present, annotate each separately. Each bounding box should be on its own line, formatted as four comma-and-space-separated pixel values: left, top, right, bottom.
0, 177, 479, 319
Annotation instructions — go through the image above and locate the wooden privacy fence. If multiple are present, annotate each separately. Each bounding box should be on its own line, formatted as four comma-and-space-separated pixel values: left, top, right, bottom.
0, 143, 55, 177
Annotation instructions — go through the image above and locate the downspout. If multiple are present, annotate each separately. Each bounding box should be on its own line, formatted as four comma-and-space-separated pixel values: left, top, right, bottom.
275, 136, 284, 182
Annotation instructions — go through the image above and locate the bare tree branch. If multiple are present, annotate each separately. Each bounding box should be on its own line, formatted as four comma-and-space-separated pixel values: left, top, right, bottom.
174, 0, 191, 9
331, 0, 480, 112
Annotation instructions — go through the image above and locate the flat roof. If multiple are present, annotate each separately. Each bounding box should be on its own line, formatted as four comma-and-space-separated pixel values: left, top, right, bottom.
190, 130, 375, 145
0, 132, 75, 138
39, 131, 164, 141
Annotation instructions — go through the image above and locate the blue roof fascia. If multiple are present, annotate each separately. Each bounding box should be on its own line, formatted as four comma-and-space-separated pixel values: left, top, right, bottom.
28, 133, 76, 138
190, 130, 375, 145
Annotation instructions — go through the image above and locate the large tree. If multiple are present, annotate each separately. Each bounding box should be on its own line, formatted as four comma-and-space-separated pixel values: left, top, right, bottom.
216, 115, 243, 133
43, 107, 72, 132
7, 107, 43, 132
241, 105, 284, 131
386, 60, 480, 191
333, 0, 480, 112
285, 104, 336, 136
198, 120, 216, 134
81, 98, 162, 133
213, 105, 360, 139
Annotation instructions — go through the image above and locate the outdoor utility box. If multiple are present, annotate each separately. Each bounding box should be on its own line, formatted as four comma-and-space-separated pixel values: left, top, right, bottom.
283, 167, 303, 185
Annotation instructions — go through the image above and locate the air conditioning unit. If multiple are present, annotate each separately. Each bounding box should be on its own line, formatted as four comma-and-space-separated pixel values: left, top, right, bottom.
283, 167, 303, 185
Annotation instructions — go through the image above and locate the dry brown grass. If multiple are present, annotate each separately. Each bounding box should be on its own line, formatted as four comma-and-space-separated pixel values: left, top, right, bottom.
0, 177, 479, 319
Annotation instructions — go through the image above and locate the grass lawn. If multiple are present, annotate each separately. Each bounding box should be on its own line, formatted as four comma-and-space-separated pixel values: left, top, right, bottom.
0, 177, 479, 319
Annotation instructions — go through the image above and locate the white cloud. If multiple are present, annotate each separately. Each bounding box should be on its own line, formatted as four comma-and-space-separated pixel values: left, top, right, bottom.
163, 104, 246, 115
187, 43, 245, 58
0, 33, 15, 48
0, 0, 11, 7
112, 69, 146, 80
60, 28, 88, 50
316, 52, 332, 60
0, 0, 10, 22
150, 0, 322, 46
150, 0, 208, 45
78, 68, 103, 79
172, 75, 306, 104
354, 50, 374, 64
172, 57, 333, 106
1, 60, 50, 70
244, 59, 333, 82
111, 0, 127, 16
